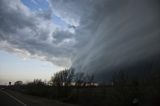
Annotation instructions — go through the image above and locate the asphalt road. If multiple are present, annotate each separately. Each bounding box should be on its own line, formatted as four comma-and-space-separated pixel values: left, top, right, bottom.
0, 88, 78, 106
0, 89, 23, 106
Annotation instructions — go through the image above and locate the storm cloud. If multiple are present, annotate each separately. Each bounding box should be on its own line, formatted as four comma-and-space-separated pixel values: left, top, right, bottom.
0, 0, 160, 82
72, 0, 160, 81
0, 0, 76, 67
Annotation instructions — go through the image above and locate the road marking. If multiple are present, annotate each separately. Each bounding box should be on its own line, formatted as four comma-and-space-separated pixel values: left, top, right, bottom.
0, 89, 27, 106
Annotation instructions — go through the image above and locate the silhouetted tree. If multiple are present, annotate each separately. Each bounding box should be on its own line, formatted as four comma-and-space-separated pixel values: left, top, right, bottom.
33, 79, 45, 86
86, 74, 94, 86
14, 81, 23, 86
50, 68, 75, 98
50, 68, 75, 87
74, 72, 85, 87
26, 79, 47, 96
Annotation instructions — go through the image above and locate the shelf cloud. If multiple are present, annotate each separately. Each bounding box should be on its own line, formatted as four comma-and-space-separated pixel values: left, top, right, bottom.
0, 0, 160, 81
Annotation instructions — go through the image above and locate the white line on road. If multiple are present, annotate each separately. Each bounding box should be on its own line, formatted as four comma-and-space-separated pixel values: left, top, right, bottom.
0, 89, 27, 106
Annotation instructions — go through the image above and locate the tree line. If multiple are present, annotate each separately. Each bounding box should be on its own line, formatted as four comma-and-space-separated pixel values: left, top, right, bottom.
10, 68, 160, 106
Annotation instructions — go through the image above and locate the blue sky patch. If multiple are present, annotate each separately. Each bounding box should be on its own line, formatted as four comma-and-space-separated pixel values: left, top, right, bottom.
21, 0, 68, 28
52, 14, 68, 28
21, 0, 49, 11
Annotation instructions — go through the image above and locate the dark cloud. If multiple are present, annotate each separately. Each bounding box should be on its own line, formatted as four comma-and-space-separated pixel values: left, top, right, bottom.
71, 0, 160, 82
0, 0, 160, 82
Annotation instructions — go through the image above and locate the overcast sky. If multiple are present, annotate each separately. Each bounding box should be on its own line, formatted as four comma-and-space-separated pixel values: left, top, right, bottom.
0, 0, 160, 84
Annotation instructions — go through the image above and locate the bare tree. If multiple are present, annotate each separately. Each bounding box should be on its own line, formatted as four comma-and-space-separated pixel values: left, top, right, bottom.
33, 79, 45, 86
50, 68, 74, 87
86, 74, 94, 86
74, 72, 85, 87
50, 68, 75, 98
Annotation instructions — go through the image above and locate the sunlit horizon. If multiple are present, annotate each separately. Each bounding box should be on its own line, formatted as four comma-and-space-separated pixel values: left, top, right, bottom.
0, 50, 64, 85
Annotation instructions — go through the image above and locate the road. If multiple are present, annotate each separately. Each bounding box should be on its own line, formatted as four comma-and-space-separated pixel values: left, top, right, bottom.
0, 88, 78, 106
0, 89, 23, 106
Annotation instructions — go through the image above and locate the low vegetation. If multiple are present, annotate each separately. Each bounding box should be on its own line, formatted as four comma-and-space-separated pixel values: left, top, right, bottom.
7, 68, 160, 106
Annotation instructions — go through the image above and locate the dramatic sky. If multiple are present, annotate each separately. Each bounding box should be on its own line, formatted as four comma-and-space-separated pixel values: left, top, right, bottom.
0, 0, 160, 84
